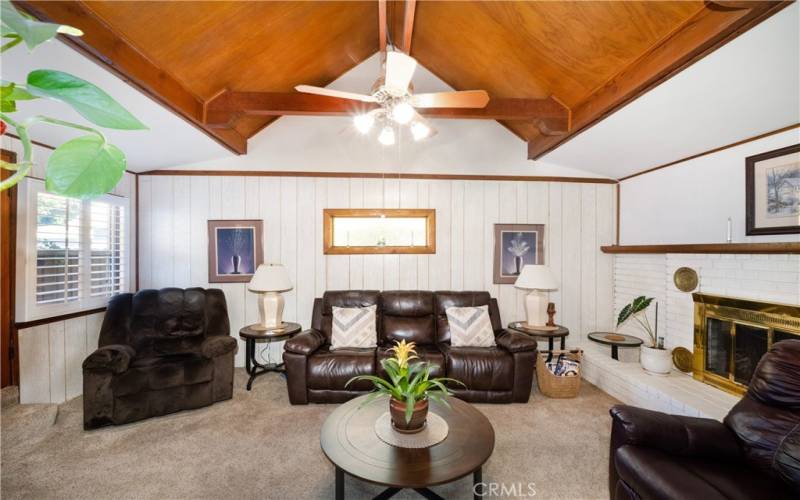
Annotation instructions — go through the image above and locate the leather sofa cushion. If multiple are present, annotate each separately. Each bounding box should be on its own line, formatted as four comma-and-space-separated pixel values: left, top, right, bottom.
441, 344, 513, 391
377, 345, 445, 379
435, 292, 502, 344
307, 346, 375, 391
747, 340, 800, 410
381, 291, 436, 345
318, 291, 381, 342
112, 354, 214, 396
615, 445, 792, 500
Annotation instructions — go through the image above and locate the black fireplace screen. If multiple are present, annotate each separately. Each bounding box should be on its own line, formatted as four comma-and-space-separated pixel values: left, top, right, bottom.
705, 318, 770, 386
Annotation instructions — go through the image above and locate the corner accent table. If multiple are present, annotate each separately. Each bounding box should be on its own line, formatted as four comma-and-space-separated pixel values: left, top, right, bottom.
321, 394, 494, 500
239, 322, 301, 390
508, 322, 569, 355
587, 332, 643, 360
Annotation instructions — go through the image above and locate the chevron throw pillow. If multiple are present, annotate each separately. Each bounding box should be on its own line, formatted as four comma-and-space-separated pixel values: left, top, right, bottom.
446, 305, 496, 347
331, 305, 378, 350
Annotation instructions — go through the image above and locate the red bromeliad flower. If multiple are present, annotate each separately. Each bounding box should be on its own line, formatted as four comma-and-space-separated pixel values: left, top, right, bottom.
0, 120, 6, 136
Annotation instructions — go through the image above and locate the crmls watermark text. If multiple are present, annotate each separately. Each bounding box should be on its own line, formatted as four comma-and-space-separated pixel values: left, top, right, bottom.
474, 482, 537, 497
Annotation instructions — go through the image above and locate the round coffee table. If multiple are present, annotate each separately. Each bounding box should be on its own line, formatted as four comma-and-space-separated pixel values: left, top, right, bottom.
239, 322, 302, 390
321, 394, 494, 500
587, 331, 643, 360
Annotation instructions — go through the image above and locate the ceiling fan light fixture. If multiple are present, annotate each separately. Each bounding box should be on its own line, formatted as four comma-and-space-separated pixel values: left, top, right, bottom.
378, 126, 395, 146
390, 101, 415, 125
353, 113, 375, 134
410, 121, 431, 141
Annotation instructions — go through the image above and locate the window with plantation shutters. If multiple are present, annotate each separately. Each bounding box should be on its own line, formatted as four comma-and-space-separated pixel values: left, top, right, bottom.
18, 179, 131, 322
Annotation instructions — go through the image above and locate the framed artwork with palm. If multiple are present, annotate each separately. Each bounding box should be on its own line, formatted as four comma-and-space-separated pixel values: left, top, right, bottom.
493, 224, 545, 284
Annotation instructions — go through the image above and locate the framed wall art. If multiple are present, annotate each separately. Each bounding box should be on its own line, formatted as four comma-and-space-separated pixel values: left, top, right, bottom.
207, 220, 264, 283
746, 144, 800, 236
493, 224, 545, 284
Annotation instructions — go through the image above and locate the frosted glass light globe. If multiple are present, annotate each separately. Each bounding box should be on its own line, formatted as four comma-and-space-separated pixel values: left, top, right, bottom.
353, 113, 374, 134
378, 126, 396, 146
390, 102, 415, 124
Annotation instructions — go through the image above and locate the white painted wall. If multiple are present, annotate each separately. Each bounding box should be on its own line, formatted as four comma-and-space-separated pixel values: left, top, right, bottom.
544, 3, 800, 179
619, 128, 800, 245
137, 175, 616, 367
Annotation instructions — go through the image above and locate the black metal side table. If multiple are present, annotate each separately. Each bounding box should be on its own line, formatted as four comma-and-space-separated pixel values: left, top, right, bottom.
239, 322, 302, 390
507, 322, 569, 351
587, 332, 643, 360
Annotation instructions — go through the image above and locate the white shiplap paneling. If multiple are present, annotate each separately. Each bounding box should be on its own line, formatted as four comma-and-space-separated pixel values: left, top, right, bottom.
138, 175, 616, 367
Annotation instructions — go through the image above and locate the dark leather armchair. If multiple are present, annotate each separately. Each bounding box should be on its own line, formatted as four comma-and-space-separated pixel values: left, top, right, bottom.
83, 288, 237, 430
283, 290, 538, 405
609, 339, 800, 499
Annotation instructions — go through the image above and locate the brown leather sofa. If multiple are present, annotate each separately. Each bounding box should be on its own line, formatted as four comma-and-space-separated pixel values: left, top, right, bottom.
609, 339, 800, 499
82, 288, 237, 430
283, 290, 539, 404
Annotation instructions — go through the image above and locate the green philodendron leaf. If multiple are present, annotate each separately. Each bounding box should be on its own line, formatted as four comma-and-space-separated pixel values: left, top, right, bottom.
27, 70, 147, 130
45, 135, 125, 198
0, 2, 81, 51
1, 81, 37, 112
616, 303, 632, 327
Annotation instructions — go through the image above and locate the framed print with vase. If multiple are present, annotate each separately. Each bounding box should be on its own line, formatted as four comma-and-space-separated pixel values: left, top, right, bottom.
493, 224, 545, 284
208, 220, 264, 283
746, 144, 800, 236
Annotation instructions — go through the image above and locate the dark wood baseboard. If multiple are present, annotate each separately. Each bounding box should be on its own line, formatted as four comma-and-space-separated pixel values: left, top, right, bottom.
601, 243, 800, 254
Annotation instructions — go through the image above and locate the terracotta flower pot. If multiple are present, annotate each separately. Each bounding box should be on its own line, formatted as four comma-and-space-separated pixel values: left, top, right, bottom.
389, 397, 428, 433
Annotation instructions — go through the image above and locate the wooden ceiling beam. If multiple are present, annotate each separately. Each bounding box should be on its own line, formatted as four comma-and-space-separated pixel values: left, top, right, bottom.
204, 91, 570, 134
378, 0, 387, 53
13, 0, 247, 155
402, 0, 416, 54
527, 0, 791, 159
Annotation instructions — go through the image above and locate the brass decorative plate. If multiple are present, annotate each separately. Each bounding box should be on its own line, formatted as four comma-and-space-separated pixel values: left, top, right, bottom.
673, 267, 698, 292
672, 347, 693, 372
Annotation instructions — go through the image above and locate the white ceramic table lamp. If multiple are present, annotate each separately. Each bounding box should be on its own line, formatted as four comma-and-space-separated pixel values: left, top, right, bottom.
248, 264, 293, 330
514, 265, 559, 328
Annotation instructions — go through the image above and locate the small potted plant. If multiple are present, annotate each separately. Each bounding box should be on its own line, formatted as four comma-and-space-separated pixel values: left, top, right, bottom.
617, 296, 671, 375
347, 340, 464, 433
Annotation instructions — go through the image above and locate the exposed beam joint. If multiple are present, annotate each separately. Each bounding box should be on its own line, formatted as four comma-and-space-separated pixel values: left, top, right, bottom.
527, 0, 790, 159
204, 91, 570, 134
13, 0, 247, 155
402, 0, 416, 54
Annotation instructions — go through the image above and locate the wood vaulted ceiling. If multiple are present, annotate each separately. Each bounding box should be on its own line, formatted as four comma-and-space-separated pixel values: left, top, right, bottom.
16, 1, 791, 160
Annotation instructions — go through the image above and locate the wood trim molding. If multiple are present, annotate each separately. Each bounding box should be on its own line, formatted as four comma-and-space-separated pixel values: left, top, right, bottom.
528, 1, 792, 159
137, 169, 617, 184
1, 149, 20, 387
620, 123, 800, 181
13, 0, 247, 155
601, 243, 800, 254
14, 307, 107, 330
323, 208, 436, 255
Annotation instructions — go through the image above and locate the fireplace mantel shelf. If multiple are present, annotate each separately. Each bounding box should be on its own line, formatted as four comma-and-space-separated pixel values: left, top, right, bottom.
601, 243, 800, 254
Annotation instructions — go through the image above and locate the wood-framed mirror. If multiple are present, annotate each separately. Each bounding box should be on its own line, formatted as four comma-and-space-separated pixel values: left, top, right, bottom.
323, 208, 436, 255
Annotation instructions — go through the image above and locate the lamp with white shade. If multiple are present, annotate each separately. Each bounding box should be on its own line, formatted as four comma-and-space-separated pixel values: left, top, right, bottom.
248, 264, 293, 330
514, 265, 559, 329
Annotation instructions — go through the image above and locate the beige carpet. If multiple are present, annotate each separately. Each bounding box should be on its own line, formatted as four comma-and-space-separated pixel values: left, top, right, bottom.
2, 370, 618, 500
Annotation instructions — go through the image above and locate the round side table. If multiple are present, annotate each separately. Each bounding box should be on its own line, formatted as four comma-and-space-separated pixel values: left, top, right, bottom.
507, 322, 569, 361
239, 322, 301, 390
587, 332, 643, 360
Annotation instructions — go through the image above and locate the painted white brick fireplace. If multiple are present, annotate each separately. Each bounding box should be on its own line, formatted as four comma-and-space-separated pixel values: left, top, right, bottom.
581, 252, 799, 420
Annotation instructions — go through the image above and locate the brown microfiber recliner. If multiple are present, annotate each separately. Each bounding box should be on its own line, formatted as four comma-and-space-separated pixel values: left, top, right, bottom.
608, 339, 800, 499
82, 288, 237, 430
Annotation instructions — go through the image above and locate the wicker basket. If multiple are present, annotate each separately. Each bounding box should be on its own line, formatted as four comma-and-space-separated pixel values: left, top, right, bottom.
536, 349, 582, 398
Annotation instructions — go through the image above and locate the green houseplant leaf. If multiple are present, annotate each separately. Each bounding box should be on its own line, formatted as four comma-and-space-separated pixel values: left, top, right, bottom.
616, 303, 632, 327
1, 82, 37, 112
27, 70, 147, 130
46, 135, 125, 198
1, 2, 82, 51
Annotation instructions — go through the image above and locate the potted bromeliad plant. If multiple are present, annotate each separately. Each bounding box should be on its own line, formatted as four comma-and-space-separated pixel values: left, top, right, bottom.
617, 296, 671, 375
347, 340, 464, 434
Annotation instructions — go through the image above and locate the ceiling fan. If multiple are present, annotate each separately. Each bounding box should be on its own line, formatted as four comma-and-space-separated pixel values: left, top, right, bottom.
295, 51, 490, 145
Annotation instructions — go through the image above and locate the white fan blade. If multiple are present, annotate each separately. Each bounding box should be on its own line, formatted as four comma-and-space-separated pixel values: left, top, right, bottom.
410, 90, 490, 108
295, 85, 377, 102
384, 52, 417, 96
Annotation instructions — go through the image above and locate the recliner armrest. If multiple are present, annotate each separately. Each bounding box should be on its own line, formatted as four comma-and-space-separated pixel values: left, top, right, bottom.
496, 329, 539, 353
201, 336, 238, 358
610, 405, 742, 460
83, 344, 136, 374
284, 329, 325, 355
